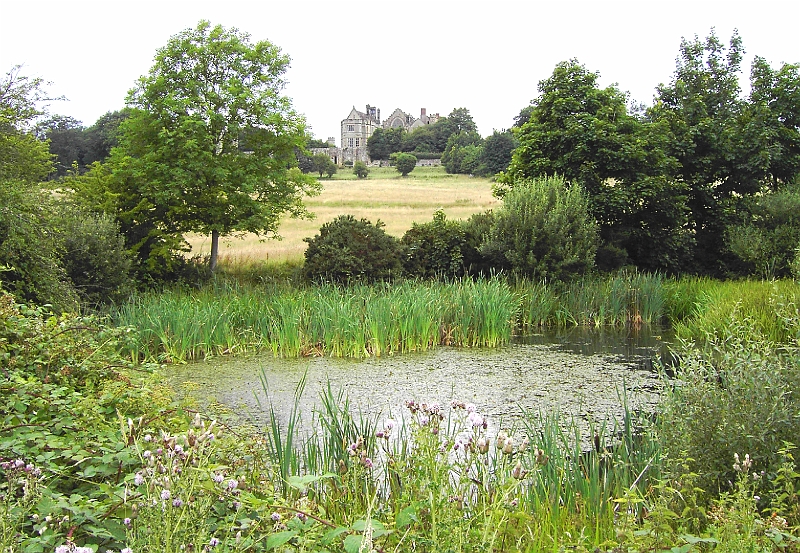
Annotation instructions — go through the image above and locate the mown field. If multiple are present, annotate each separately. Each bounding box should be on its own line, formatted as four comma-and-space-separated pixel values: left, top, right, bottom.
186, 167, 499, 264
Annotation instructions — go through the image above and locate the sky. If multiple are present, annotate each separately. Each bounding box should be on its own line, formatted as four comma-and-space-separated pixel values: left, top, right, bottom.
2, 0, 798, 142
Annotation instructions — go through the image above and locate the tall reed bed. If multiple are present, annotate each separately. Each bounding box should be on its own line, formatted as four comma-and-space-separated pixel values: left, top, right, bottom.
514, 272, 668, 330
671, 278, 800, 346
116, 273, 679, 361
116, 278, 518, 362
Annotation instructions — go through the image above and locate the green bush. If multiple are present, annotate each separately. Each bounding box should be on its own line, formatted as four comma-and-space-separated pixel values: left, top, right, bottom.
726, 183, 800, 279
55, 204, 134, 307
392, 153, 417, 176
0, 182, 78, 312
481, 175, 599, 281
461, 210, 495, 276
659, 316, 800, 501
401, 209, 468, 279
302, 215, 403, 284
353, 160, 369, 179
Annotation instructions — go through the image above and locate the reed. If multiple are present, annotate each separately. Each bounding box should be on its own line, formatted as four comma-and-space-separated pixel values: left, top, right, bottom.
116, 272, 682, 362
672, 279, 800, 346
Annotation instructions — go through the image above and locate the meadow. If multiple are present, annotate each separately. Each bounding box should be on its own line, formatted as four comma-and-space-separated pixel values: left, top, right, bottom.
186, 167, 498, 264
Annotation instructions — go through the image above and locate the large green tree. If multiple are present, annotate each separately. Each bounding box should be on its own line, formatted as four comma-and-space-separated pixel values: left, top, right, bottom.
479, 129, 515, 176
647, 30, 748, 273
504, 60, 690, 273
109, 21, 319, 272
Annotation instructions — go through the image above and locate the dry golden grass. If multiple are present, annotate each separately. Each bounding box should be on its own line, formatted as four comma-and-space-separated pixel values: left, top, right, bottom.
186, 166, 499, 264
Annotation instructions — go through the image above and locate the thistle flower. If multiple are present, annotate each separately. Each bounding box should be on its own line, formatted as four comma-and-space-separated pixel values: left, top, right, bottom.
495, 430, 508, 450
477, 436, 489, 454
209, 537, 220, 547
502, 437, 515, 455
511, 460, 527, 480
172, 497, 183, 508
271, 512, 282, 522
467, 411, 484, 428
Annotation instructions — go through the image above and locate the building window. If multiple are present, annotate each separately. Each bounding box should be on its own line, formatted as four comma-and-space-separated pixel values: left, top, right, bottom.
355, 138, 360, 147
347, 124, 355, 132
348, 138, 354, 148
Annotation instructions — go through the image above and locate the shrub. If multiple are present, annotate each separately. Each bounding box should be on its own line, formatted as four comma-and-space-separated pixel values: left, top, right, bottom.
55, 204, 134, 307
0, 183, 78, 312
461, 210, 495, 276
392, 153, 417, 176
353, 161, 369, 179
401, 209, 468, 279
481, 175, 598, 281
303, 215, 403, 284
658, 316, 800, 501
725, 183, 800, 279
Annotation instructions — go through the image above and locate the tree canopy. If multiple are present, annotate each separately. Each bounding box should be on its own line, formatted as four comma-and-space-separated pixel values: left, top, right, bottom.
101, 21, 319, 272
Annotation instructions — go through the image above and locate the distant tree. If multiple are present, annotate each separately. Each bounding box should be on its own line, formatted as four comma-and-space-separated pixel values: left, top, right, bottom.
401, 125, 437, 153
447, 107, 477, 134
307, 137, 330, 149
83, 109, 129, 165
368, 127, 405, 159
100, 21, 319, 273
479, 129, 515, 176
324, 158, 337, 178
353, 160, 369, 178
442, 131, 483, 174
311, 152, 333, 177
393, 152, 417, 176
35, 115, 87, 177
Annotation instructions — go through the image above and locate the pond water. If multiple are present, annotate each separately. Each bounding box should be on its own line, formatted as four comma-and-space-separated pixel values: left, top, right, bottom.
167, 326, 671, 441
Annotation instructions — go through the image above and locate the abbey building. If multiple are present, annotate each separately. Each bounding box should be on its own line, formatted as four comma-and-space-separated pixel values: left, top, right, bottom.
313, 105, 440, 165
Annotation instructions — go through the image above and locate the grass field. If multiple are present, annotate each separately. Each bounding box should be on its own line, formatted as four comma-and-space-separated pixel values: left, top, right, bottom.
186, 166, 498, 264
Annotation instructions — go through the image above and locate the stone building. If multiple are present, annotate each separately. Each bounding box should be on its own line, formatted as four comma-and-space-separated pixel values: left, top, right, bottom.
334, 104, 441, 164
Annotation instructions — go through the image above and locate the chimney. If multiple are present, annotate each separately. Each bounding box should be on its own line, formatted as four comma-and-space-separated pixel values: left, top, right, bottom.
421, 108, 427, 118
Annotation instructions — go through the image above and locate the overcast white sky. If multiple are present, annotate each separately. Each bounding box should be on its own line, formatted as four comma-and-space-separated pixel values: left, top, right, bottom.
1, 0, 798, 142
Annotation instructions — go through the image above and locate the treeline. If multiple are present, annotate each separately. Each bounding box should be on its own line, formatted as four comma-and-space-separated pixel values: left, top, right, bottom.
503, 30, 800, 277
367, 107, 516, 177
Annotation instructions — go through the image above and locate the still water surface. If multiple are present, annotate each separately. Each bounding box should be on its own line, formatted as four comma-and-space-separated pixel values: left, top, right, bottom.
168, 326, 671, 437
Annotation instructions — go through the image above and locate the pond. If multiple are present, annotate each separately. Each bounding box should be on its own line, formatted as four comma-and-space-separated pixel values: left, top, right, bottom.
167, 326, 671, 443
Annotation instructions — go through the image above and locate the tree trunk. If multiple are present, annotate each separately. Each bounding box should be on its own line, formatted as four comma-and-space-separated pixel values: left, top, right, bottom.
210, 229, 219, 272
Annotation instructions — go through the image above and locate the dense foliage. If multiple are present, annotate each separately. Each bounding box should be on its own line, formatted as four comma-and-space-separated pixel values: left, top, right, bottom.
401, 209, 470, 279
504, 32, 800, 277
482, 175, 599, 280
392, 152, 417, 176
302, 215, 403, 284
